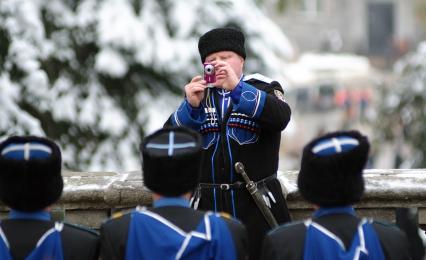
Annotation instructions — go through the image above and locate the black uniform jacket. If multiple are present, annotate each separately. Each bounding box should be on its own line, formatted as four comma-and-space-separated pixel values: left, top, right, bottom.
167, 75, 291, 186
0, 219, 99, 260
166, 75, 292, 260
100, 206, 249, 260
261, 213, 411, 260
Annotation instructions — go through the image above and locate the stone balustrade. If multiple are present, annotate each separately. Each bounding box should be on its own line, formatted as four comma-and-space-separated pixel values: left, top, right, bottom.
1, 169, 425, 230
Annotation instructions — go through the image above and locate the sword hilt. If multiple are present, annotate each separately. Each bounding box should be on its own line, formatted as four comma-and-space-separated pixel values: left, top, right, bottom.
235, 162, 257, 194
235, 161, 245, 173
234, 161, 279, 228
235, 162, 250, 183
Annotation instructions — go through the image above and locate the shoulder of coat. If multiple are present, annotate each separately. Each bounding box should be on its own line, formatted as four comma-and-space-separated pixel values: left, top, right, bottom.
243, 73, 274, 84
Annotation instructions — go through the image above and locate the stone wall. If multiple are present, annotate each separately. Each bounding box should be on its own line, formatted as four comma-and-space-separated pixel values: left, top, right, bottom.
1, 169, 425, 229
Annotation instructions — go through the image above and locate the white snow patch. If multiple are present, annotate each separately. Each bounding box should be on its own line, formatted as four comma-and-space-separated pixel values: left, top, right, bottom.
95, 48, 128, 77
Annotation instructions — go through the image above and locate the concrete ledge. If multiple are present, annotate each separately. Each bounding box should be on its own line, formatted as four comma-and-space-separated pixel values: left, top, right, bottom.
282, 169, 426, 224
1, 169, 425, 229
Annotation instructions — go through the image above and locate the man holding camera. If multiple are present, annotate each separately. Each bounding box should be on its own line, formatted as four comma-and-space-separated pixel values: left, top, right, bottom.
166, 27, 292, 259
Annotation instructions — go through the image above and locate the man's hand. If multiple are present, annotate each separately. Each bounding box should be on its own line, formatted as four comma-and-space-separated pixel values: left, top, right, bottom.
185, 76, 207, 107
211, 61, 239, 91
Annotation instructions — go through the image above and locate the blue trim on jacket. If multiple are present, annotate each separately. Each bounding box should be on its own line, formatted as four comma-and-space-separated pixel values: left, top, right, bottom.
232, 82, 266, 119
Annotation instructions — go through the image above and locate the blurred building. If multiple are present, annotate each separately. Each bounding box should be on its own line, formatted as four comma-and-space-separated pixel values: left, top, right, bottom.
264, 0, 424, 58
264, 0, 425, 170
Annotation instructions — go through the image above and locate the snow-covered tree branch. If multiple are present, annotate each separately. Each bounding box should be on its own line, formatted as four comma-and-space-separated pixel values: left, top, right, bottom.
0, 0, 293, 171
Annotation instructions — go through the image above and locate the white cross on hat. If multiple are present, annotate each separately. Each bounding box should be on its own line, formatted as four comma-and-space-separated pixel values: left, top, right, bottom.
1, 142, 52, 161
146, 131, 196, 156
312, 136, 359, 156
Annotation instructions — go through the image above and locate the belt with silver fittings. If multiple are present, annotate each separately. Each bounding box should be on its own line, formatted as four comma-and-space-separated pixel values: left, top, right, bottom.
198, 174, 277, 191
198, 182, 244, 191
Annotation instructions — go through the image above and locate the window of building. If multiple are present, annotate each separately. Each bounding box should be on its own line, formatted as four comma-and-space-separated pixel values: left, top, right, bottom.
299, 0, 321, 14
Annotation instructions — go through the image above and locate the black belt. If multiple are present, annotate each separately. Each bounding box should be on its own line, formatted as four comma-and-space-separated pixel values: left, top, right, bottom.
199, 182, 244, 190
198, 174, 277, 191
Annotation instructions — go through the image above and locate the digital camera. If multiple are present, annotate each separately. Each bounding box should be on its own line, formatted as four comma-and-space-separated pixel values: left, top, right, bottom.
203, 63, 216, 84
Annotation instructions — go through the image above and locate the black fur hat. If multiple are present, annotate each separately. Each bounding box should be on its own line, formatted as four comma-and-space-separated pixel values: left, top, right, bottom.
0, 136, 63, 212
298, 130, 370, 207
140, 127, 202, 197
198, 27, 246, 62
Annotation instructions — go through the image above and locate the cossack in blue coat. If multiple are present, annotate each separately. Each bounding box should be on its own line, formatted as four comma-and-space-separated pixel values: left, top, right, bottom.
166, 73, 292, 259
